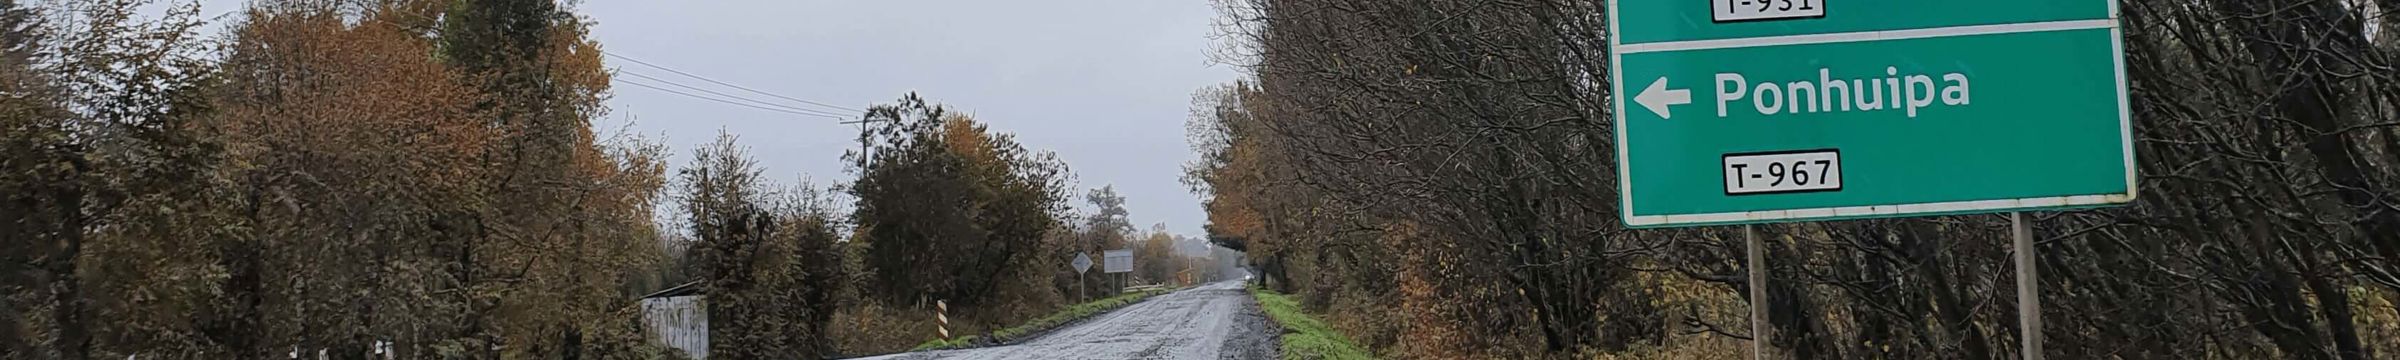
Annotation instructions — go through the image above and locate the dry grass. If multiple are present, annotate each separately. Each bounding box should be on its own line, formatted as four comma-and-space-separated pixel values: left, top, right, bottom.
830, 302, 944, 357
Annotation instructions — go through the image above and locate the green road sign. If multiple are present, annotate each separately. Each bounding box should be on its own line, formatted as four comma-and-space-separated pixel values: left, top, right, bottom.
1609, 0, 2135, 228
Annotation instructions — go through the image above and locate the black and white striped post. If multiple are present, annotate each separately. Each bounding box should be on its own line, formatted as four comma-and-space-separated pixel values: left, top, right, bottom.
935, 300, 950, 340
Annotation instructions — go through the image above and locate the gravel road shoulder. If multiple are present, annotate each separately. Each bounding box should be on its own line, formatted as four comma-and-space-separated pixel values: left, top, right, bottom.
1217, 289, 1279, 360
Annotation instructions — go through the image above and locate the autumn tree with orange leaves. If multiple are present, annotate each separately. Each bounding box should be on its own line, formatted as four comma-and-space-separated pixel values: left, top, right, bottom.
1, 0, 675, 358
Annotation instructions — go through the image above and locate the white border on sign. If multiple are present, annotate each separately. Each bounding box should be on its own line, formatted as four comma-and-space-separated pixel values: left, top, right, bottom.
1609, 3, 2139, 228
1624, 194, 2135, 227
2112, 12, 2140, 204
1610, 0, 1634, 226
1617, 19, 2116, 54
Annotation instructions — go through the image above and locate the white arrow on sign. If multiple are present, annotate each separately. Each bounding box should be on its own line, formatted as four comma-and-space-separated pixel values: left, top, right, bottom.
1634, 77, 1692, 119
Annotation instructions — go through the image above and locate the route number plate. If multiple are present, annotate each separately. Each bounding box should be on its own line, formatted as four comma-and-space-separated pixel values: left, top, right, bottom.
1724, 150, 1842, 195
1713, 0, 1825, 22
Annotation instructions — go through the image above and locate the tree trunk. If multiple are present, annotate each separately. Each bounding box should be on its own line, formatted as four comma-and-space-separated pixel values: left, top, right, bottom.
2213, 0, 2400, 296
1766, 237, 1828, 360
1844, 229, 1899, 357
1908, 223, 1988, 360
2305, 267, 2370, 360
211, 237, 264, 358
207, 183, 266, 359
0, 272, 20, 358
47, 184, 87, 360
2234, 204, 2333, 360
1267, 251, 1292, 293
561, 327, 581, 360
1, 220, 24, 358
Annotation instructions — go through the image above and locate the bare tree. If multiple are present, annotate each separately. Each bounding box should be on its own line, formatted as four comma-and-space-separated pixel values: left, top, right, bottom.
1194, 0, 2400, 358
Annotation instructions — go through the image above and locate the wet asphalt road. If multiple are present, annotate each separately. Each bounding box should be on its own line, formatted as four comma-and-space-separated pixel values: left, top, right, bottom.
852, 281, 1278, 360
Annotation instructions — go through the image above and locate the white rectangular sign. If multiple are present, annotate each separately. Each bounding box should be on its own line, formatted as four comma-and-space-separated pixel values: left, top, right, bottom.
1103, 250, 1133, 274
1722, 150, 1842, 195
1712, 0, 1825, 22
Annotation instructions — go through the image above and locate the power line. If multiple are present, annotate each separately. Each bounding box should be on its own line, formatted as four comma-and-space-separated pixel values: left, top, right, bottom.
616, 78, 844, 119
603, 52, 864, 114
619, 70, 850, 118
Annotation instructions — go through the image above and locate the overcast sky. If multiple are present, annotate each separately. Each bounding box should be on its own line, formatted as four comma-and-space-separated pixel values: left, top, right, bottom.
184, 0, 1237, 237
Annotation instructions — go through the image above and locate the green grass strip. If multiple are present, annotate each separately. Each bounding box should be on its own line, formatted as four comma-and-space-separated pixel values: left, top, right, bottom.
1249, 285, 1373, 360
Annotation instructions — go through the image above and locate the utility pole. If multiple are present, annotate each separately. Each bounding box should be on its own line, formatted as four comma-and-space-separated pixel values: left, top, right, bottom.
840, 117, 891, 169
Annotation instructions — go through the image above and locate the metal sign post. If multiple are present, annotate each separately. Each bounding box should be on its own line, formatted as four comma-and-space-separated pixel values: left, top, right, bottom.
2013, 212, 2042, 359
1603, 1, 2131, 359
1105, 249, 1135, 294
1745, 225, 1769, 359
1073, 252, 1093, 301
